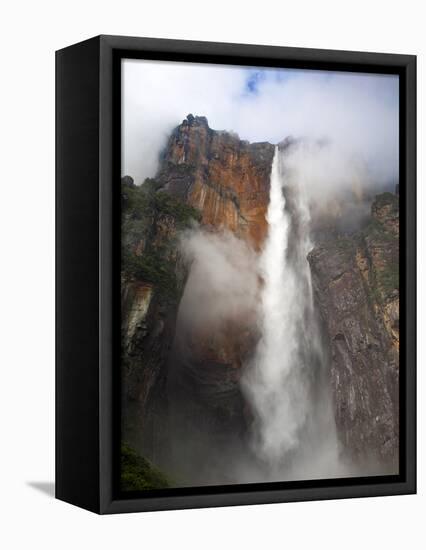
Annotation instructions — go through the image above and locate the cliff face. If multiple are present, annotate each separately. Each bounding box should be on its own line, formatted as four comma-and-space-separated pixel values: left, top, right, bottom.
120, 176, 199, 464
308, 192, 399, 467
158, 114, 275, 248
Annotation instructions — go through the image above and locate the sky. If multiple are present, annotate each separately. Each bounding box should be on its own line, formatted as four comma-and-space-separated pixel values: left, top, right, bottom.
122, 59, 399, 188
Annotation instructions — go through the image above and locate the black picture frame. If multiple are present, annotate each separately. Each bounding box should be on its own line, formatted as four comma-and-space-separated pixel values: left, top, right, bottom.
56, 35, 416, 514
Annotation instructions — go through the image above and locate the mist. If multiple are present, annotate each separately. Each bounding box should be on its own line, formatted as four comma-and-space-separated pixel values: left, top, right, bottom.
278, 138, 386, 235
177, 229, 260, 330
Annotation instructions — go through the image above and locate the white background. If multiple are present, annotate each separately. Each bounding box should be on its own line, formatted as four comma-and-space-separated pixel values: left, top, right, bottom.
0, 1, 423, 548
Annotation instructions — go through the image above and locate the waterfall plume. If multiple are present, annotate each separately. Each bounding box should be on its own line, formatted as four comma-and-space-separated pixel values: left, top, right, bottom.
242, 145, 344, 479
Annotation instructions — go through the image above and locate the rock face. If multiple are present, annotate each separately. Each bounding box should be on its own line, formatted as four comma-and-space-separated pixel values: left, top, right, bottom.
308, 192, 399, 468
158, 114, 275, 248
120, 175, 198, 465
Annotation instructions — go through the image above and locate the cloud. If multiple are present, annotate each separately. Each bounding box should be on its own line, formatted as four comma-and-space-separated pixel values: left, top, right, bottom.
122, 60, 247, 184
177, 229, 260, 330
122, 59, 399, 188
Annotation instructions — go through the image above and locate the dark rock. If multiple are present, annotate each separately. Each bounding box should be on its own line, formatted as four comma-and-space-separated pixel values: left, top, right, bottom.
308, 192, 399, 468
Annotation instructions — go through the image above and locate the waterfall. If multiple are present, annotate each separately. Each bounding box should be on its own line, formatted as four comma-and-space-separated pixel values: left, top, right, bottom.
243, 145, 342, 479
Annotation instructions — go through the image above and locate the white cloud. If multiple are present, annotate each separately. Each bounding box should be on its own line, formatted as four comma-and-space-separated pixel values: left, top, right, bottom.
122, 59, 247, 183
122, 59, 399, 188
177, 229, 260, 330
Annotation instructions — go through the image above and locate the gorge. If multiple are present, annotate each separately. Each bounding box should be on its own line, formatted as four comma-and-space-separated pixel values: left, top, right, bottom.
120, 114, 399, 490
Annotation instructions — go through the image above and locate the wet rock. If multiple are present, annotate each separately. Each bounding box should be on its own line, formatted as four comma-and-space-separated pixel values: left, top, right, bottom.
308, 192, 399, 468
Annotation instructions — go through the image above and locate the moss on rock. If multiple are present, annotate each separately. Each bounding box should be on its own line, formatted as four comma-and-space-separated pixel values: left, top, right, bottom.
121, 444, 171, 491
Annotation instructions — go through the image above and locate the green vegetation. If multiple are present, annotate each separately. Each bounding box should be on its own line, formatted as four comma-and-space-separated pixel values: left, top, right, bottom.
335, 236, 356, 255
365, 218, 396, 242
121, 249, 178, 300
373, 191, 399, 212
121, 176, 201, 228
121, 179, 150, 218
364, 192, 399, 240
368, 282, 383, 305
164, 161, 195, 176
121, 444, 171, 491
376, 262, 399, 295
365, 193, 399, 300
153, 191, 202, 227
366, 262, 399, 306
121, 176, 201, 301
142, 177, 164, 195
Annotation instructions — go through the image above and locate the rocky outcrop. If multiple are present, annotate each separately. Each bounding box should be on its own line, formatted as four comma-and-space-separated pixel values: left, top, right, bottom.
158, 114, 275, 248
308, 192, 399, 468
